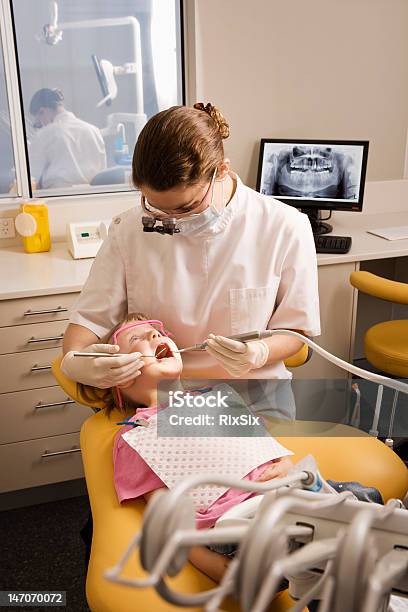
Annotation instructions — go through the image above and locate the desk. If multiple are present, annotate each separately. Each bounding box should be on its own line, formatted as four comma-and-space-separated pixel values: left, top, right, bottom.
296, 210, 408, 380
318, 210, 408, 266
0, 243, 91, 299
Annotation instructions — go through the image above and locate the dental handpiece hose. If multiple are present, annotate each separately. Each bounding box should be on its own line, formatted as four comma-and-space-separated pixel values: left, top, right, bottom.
189, 329, 408, 395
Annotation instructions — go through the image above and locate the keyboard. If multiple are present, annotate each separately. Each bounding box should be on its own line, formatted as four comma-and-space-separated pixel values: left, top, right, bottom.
314, 234, 352, 254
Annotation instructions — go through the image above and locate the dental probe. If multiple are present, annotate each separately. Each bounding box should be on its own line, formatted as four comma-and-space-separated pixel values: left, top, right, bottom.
73, 352, 128, 357
72, 347, 169, 359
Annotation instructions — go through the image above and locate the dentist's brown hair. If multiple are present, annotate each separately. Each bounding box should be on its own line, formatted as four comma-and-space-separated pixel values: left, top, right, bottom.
132, 103, 230, 191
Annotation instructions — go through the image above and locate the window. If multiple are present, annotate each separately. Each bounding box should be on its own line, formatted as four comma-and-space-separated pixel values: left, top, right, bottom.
1, 0, 184, 200
0, 36, 16, 197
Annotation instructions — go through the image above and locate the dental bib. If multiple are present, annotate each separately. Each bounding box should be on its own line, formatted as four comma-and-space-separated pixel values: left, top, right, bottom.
122, 412, 292, 511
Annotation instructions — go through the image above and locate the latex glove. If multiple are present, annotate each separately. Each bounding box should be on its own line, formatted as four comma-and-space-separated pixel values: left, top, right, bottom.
61, 343, 144, 388
205, 334, 269, 377
256, 457, 294, 482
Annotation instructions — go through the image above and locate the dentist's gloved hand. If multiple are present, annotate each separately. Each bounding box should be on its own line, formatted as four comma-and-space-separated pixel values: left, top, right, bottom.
61, 343, 144, 388
205, 334, 269, 377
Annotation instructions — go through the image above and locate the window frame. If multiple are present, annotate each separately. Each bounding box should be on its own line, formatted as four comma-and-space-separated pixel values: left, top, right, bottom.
0, 0, 192, 209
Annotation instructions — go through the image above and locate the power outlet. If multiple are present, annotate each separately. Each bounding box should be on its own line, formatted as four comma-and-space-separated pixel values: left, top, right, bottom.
0, 217, 16, 238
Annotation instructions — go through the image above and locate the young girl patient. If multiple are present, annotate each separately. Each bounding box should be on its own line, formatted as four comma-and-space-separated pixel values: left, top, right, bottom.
108, 313, 294, 583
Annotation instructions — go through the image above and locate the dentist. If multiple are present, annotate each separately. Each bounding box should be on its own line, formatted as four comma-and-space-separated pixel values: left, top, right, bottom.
62, 103, 320, 390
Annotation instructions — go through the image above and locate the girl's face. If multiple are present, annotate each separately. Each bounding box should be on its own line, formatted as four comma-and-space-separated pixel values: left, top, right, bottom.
114, 322, 183, 379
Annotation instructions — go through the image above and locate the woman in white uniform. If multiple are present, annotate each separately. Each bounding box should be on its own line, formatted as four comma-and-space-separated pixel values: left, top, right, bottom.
62, 103, 320, 412
29, 88, 106, 190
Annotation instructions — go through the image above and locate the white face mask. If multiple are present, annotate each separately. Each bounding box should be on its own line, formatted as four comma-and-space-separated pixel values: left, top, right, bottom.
177, 205, 222, 235
177, 176, 228, 236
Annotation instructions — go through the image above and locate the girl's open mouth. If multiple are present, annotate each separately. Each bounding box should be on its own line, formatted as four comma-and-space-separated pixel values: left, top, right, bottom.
155, 343, 174, 359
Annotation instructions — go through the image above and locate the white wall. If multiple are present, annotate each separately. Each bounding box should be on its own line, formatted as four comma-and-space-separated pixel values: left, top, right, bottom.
2, 0, 408, 248
194, 0, 408, 187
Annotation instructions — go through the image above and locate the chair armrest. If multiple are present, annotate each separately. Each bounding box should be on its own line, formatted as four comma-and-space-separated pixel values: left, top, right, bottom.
284, 343, 311, 368
350, 271, 408, 304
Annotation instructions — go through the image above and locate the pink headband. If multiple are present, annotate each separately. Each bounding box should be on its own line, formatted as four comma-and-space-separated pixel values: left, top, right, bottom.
112, 319, 171, 409
112, 319, 171, 345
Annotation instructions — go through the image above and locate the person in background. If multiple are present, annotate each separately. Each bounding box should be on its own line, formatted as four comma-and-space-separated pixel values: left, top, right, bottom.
28, 87, 106, 189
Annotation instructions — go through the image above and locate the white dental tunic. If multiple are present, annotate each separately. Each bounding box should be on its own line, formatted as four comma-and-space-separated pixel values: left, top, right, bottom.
69, 175, 320, 380
29, 110, 106, 189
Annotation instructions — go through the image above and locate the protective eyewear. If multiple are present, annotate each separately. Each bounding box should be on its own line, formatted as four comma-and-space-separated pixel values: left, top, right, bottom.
141, 168, 217, 235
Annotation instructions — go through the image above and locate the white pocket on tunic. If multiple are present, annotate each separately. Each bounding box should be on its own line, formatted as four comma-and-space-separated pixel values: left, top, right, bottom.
229, 280, 280, 335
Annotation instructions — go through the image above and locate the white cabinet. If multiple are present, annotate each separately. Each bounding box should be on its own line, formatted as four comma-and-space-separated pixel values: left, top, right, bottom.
0, 292, 89, 493
293, 262, 358, 380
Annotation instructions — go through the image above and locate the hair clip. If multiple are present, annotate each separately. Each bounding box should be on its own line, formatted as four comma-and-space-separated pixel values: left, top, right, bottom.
194, 102, 213, 116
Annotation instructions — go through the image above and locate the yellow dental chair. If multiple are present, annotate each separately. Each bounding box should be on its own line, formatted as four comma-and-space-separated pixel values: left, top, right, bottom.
350, 271, 408, 378
52, 348, 408, 612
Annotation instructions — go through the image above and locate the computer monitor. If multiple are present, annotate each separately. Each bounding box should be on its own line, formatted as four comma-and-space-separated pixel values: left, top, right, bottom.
256, 139, 369, 235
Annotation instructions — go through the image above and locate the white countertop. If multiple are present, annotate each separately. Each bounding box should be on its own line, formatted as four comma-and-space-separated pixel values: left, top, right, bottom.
0, 242, 92, 300
317, 210, 408, 265
1, 210, 408, 300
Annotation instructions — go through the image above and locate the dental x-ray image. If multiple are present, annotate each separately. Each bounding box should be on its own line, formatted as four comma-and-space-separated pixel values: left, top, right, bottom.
257, 140, 368, 207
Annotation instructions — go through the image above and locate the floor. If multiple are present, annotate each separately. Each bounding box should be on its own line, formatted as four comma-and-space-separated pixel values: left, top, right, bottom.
0, 495, 90, 611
